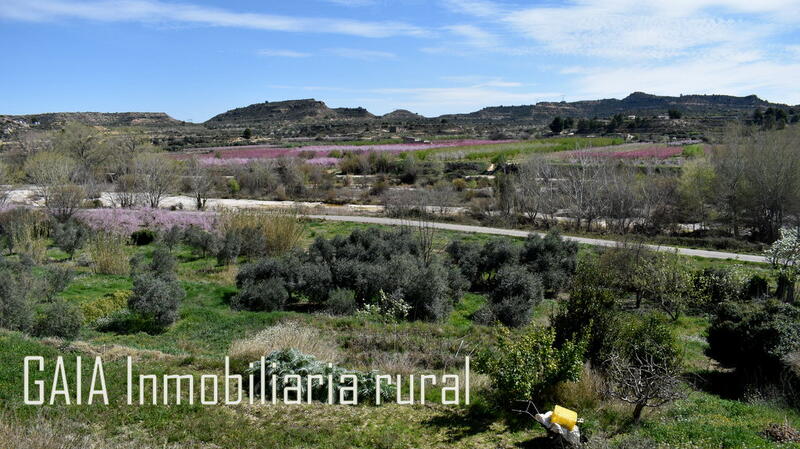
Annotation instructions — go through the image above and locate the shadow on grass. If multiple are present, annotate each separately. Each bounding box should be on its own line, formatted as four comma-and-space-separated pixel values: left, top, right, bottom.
423, 399, 542, 443
688, 369, 745, 400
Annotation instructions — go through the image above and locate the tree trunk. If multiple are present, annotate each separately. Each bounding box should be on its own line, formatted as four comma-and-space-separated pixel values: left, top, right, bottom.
632, 402, 646, 424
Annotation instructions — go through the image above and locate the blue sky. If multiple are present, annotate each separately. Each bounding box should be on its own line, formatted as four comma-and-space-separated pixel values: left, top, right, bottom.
1, 0, 799, 122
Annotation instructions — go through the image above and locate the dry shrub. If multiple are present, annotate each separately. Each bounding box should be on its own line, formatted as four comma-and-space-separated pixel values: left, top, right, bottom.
229, 321, 340, 363
551, 363, 606, 411
0, 208, 49, 262
86, 232, 128, 275
40, 338, 177, 363
217, 208, 303, 256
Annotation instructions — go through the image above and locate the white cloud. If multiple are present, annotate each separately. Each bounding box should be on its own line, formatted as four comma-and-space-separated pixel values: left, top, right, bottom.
329, 48, 397, 60
0, 0, 428, 38
569, 51, 800, 104
441, 0, 504, 18
502, 0, 795, 60
444, 24, 500, 49
257, 49, 311, 58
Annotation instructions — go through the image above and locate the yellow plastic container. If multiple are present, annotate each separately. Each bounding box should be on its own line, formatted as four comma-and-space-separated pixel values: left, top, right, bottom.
551, 405, 578, 431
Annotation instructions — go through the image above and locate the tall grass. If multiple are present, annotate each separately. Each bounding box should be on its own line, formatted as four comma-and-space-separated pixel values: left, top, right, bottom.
0, 208, 49, 262
229, 321, 340, 363
86, 232, 129, 275
217, 208, 304, 256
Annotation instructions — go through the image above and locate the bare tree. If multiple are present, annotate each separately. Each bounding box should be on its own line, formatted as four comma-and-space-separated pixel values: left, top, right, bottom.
185, 157, 216, 210
709, 124, 749, 238
47, 184, 87, 222
15, 129, 54, 157
515, 156, 553, 225
741, 126, 800, 241
133, 153, 178, 208
107, 129, 155, 175
597, 162, 639, 234
111, 173, 141, 208
427, 182, 458, 216
415, 220, 437, 267
606, 352, 685, 423
636, 168, 679, 234
557, 153, 606, 231
24, 151, 77, 204
382, 189, 425, 218
53, 122, 110, 183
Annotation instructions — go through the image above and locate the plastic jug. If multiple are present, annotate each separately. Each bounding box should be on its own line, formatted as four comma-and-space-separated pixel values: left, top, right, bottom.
551, 405, 578, 431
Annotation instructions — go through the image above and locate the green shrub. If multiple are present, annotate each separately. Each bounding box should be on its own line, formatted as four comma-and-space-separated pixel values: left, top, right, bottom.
130, 229, 157, 246
707, 300, 800, 379
484, 265, 543, 327
52, 219, 90, 258
215, 231, 242, 266
681, 144, 704, 158
183, 226, 220, 258
147, 246, 178, 280
160, 225, 183, 251
476, 326, 586, 403
0, 266, 34, 332
249, 349, 396, 404
552, 283, 621, 367
232, 277, 289, 312
691, 267, 746, 312
519, 231, 578, 296
325, 288, 357, 316
42, 265, 75, 301
33, 301, 83, 340
80, 290, 131, 324
128, 275, 184, 328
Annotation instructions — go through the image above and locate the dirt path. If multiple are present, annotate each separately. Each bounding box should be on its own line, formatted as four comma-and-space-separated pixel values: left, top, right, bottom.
306, 215, 768, 264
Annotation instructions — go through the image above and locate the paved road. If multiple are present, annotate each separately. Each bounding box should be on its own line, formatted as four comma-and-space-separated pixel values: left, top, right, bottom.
306, 215, 769, 264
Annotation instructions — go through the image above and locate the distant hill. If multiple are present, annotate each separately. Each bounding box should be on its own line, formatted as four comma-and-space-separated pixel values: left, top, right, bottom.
206, 99, 361, 126
205, 93, 792, 128
0, 112, 181, 132
447, 92, 789, 122
382, 109, 425, 120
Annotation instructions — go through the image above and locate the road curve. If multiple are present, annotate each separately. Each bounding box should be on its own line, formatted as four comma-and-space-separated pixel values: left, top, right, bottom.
306, 215, 768, 264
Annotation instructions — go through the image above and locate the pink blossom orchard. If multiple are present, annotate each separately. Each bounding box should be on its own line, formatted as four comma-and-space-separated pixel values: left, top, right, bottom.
173, 140, 518, 166
77, 208, 217, 234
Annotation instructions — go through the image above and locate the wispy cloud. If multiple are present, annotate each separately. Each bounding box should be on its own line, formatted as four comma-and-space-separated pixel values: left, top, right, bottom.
0, 0, 428, 38
568, 49, 800, 104
257, 49, 311, 58
502, 0, 794, 59
324, 0, 376, 6
441, 0, 504, 18
329, 48, 396, 60
444, 24, 500, 49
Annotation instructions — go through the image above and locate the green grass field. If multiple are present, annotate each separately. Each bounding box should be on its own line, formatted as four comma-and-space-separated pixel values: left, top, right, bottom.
1, 219, 797, 448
